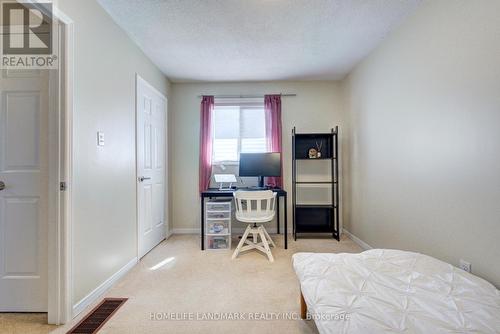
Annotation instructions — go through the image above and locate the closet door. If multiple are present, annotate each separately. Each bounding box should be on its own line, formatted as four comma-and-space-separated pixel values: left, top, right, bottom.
136, 75, 167, 258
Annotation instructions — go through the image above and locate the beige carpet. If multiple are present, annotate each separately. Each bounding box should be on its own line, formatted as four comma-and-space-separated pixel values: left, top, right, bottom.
0, 313, 56, 334
2, 234, 362, 334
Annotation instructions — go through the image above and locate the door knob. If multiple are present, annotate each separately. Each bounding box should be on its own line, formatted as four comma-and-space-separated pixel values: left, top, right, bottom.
0, 181, 5, 191
138, 176, 151, 182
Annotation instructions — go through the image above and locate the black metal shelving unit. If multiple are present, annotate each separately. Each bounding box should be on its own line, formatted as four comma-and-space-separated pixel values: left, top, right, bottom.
292, 127, 339, 241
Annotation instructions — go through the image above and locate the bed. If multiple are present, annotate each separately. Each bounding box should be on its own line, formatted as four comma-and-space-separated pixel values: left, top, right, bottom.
293, 249, 500, 334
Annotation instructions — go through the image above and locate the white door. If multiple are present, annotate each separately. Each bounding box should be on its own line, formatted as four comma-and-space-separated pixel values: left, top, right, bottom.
0, 69, 49, 311
136, 75, 167, 258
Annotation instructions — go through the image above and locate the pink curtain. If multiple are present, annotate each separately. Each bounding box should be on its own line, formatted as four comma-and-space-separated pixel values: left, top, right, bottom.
264, 95, 283, 188
199, 96, 214, 193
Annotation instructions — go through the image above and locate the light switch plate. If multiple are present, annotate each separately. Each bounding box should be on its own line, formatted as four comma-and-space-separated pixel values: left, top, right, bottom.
97, 132, 105, 146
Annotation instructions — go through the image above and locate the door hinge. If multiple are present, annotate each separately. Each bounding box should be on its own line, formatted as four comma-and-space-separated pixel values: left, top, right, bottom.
60, 182, 67, 191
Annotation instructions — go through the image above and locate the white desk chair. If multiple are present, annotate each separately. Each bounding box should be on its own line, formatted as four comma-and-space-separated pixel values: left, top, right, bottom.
232, 190, 277, 262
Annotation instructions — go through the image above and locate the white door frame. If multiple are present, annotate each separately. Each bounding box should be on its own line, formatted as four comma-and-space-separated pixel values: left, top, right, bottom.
46, 8, 74, 325
135, 74, 169, 260
3, 1, 75, 324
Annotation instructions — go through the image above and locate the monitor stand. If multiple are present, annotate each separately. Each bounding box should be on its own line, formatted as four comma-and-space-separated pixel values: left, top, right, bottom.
248, 176, 269, 190
248, 186, 269, 190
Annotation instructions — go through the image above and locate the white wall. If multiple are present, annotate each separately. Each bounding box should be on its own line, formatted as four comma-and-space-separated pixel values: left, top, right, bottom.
343, 0, 500, 286
58, 0, 171, 305
170, 82, 346, 232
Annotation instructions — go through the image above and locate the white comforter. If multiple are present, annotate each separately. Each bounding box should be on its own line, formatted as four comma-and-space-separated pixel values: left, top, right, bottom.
293, 249, 500, 334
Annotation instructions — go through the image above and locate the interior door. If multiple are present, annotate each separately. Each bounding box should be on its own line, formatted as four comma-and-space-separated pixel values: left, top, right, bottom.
0, 69, 49, 311
136, 76, 167, 258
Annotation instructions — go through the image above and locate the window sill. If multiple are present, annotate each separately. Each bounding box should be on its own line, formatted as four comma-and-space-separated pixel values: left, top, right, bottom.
212, 161, 239, 166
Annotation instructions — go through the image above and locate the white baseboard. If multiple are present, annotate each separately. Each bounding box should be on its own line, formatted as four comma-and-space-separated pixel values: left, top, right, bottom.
72, 257, 138, 317
172, 227, 292, 235
343, 229, 372, 250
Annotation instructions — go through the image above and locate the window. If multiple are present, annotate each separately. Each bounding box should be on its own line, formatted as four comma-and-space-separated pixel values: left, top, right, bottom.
212, 103, 267, 163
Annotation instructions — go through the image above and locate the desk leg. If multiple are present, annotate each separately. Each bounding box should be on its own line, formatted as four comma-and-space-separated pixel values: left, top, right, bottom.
284, 194, 288, 249
276, 197, 280, 235
201, 197, 205, 250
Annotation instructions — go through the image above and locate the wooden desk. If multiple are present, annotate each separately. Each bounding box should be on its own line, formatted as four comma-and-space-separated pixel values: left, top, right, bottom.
200, 188, 288, 250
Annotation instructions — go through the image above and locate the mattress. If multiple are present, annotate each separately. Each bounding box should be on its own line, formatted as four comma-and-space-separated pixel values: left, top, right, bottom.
293, 249, 500, 334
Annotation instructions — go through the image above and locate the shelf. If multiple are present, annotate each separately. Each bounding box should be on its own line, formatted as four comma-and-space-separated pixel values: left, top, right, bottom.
294, 133, 334, 137
296, 204, 336, 209
295, 181, 336, 184
294, 133, 333, 159
292, 126, 340, 241
206, 233, 230, 236
295, 206, 334, 233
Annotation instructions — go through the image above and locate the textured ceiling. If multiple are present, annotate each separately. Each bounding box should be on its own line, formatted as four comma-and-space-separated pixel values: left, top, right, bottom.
98, 0, 422, 82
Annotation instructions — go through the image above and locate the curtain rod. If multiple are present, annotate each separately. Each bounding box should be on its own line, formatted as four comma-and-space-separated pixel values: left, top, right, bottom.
197, 93, 297, 98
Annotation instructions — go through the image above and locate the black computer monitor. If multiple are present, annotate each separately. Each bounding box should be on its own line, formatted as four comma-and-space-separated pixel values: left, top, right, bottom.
239, 153, 281, 188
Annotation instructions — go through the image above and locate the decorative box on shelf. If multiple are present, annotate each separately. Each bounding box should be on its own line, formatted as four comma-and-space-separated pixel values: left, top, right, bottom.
205, 199, 232, 250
